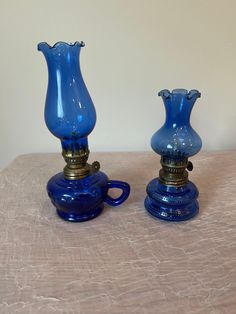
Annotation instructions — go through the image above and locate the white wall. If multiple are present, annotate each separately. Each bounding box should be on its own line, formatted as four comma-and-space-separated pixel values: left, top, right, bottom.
0, 0, 236, 169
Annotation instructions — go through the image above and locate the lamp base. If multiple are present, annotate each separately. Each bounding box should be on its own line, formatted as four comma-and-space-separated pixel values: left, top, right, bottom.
145, 178, 199, 221
56, 206, 103, 222
47, 172, 108, 222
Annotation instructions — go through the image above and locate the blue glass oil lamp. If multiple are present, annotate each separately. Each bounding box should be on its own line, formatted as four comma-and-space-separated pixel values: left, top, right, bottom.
145, 89, 202, 221
38, 41, 130, 222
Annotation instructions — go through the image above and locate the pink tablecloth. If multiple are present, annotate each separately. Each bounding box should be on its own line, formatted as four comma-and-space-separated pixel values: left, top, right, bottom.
0, 151, 235, 313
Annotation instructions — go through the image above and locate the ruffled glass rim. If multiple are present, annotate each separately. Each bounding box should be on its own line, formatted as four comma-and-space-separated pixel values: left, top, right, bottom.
158, 89, 201, 100
38, 41, 85, 51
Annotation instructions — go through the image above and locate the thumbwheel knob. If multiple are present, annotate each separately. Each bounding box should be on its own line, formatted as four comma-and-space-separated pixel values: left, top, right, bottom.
91, 161, 100, 172
187, 161, 193, 171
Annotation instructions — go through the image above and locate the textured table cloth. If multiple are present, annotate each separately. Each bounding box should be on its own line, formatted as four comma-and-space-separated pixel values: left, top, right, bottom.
0, 151, 235, 314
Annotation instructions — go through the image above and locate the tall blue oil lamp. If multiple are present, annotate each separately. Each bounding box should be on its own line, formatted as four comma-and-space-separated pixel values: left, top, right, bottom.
145, 89, 202, 221
38, 41, 130, 222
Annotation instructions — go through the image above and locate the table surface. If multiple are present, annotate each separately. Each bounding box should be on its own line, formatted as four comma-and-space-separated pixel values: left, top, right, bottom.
0, 151, 235, 314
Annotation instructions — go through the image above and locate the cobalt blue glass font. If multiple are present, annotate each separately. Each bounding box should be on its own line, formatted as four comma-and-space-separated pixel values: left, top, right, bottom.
38, 41, 130, 222
145, 89, 202, 221
47, 172, 130, 222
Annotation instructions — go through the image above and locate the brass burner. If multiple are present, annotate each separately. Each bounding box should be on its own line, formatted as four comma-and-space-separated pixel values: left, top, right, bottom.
62, 148, 100, 180
159, 156, 193, 187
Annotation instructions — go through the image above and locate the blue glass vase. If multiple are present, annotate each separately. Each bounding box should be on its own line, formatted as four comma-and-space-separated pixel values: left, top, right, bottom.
38, 41, 130, 222
145, 89, 202, 221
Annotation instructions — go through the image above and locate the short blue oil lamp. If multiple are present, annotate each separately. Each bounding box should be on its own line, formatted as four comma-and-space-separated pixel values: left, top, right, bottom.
38, 41, 130, 222
145, 89, 202, 221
